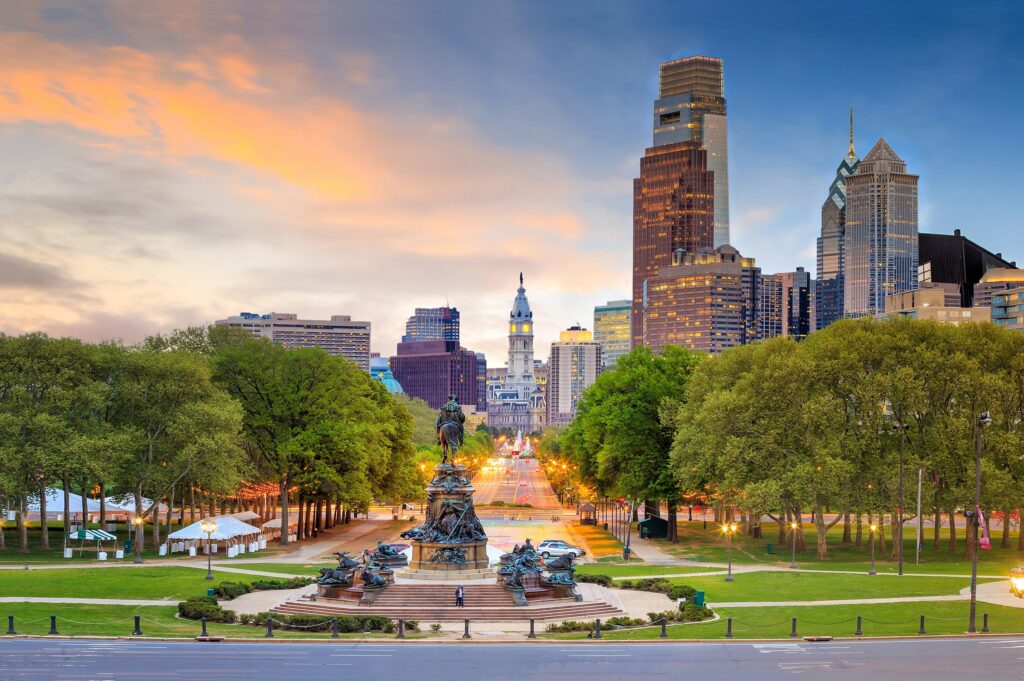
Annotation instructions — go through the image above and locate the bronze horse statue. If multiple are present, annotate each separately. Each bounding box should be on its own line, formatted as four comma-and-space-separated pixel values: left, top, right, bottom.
435, 394, 465, 465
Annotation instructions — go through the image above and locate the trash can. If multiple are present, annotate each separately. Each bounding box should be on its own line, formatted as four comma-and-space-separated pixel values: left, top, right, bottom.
694, 590, 705, 607
766, 543, 774, 555
207, 588, 216, 597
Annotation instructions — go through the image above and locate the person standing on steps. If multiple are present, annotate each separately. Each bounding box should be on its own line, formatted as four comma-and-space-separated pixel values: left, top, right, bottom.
455, 584, 465, 607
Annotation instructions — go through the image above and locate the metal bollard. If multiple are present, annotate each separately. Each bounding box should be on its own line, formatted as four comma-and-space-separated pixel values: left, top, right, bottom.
463, 619, 471, 639
48, 616, 58, 636
6, 615, 14, 636
265, 619, 274, 638
133, 615, 143, 636
331, 618, 339, 639
725, 617, 733, 638
660, 618, 668, 638
200, 616, 208, 638
918, 615, 925, 635
397, 619, 405, 639
528, 619, 536, 639
982, 613, 990, 633
790, 617, 798, 638
855, 615, 862, 636
594, 618, 602, 639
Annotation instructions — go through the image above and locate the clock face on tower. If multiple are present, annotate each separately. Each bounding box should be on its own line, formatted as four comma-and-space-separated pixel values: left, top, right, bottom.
522, 323, 531, 334
509, 323, 516, 334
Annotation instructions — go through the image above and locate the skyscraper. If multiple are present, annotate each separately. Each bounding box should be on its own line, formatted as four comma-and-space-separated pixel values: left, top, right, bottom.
642, 245, 760, 354
389, 340, 481, 410
815, 110, 860, 329
547, 326, 603, 427
843, 139, 919, 317
593, 300, 632, 369
918, 229, 1016, 308
631, 141, 715, 347
759, 268, 812, 340
656, 56, 730, 247
402, 306, 460, 343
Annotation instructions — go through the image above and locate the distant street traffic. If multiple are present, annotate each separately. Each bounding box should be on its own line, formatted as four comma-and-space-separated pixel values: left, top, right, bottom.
472, 458, 560, 510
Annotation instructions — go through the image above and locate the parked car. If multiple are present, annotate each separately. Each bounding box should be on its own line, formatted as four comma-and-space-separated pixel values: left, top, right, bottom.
537, 539, 586, 559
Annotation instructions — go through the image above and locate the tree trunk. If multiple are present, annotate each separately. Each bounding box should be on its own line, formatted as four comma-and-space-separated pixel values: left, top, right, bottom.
1002, 510, 1011, 549
1018, 510, 1024, 552
890, 511, 900, 561
133, 489, 145, 561
933, 509, 941, 551
795, 508, 806, 552
948, 510, 957, 554
99, 482, 107, 527
190, 487, 196, 524
813, 497, 842, 559
841, 510, 852, 544
278, 479, 290, 546
854, 513, 862, 548
80, 481, 89, 529
779, 509, 788, 544
151, 499, 161, 547
61, 477, 71, 535
296, 494, 305, 541
18, 495, 29, 552
667, 500, 678, 542
39, 485, 50, 549
878, 515, 887, 556
965, 517, 977, 560
0, 511, 5, 550
166, 486, 175, 535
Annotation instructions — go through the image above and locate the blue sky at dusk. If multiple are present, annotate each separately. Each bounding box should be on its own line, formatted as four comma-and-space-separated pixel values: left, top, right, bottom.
1, 1, 1022, 361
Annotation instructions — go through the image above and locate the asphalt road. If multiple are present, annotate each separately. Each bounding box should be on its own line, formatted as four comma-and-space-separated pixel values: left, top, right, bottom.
473, 459, 560, 510
3, 637, 1023, 681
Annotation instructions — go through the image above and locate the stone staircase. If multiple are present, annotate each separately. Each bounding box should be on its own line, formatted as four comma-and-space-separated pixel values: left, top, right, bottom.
272, 583, 621, 622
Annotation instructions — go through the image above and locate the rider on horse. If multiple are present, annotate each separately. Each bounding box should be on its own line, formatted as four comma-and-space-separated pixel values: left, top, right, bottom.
436, 393, 466, 465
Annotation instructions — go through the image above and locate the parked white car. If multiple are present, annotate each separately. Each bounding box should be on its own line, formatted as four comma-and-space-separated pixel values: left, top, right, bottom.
537, 539, 586, 559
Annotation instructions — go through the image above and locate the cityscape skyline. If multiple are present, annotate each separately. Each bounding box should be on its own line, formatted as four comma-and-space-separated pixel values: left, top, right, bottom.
2, 2, 1023, 362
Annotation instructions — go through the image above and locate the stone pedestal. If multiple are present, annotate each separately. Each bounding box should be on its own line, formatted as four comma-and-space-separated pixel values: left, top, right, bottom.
404, 463, 490, 576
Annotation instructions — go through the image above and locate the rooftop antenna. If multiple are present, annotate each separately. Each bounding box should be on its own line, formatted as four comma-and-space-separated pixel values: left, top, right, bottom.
849, 107, 855, 156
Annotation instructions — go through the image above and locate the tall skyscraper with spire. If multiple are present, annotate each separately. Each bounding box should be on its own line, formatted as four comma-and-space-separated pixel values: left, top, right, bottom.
815, 110, 861, 329
843, 138, 919, 316
487, 274, 545, 432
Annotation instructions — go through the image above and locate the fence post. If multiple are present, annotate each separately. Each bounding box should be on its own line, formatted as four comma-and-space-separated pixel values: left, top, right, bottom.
528, 619, 536, 639
265, 619, 274, 638
725, 617, 733, 638
918, 615, 925, 635
6, 615, 15, 636
133, 615, 143, 636
48, 615, 58, 636
854, 615, 862, 636
331, 618, 339, 639
397, 619, 405, 639
463, 619, 471, 639
790, 617, 798, 638
660, 618, 668, 639
593, 619, 602, 639
982, 613, 990, 633
200, 616, 208, 638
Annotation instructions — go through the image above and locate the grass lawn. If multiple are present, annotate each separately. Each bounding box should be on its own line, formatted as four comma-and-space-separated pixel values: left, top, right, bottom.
576, 564, 710, 577
543, 601, 1024, 640
647, 521, 1024, 577
662, 571, 996, 603
221, 562, 329, 576
0, 566, 277, 601
0, 603, 422, 639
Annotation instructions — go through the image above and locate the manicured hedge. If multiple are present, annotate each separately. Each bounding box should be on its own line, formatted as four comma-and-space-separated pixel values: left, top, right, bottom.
576, 574, 612, 587
177, 596, 236, 623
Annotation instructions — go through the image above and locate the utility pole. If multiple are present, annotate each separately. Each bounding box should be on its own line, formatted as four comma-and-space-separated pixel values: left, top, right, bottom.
969, 412, 992, 634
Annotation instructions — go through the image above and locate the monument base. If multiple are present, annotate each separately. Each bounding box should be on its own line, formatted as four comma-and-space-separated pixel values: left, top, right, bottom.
408, 540, 489, 571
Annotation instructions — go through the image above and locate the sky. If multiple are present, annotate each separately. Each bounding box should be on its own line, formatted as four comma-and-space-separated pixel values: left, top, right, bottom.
2, 1, 1023, 363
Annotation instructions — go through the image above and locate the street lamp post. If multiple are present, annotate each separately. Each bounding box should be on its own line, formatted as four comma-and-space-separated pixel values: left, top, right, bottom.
969, 411, 992, 634
724, 522, 738, 582
789, 521, 798, 569
201, 520, 217, 581
868, 523, 878, 576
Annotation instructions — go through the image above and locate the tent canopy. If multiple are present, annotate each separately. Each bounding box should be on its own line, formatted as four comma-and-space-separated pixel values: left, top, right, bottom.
228, 511, 259, 521
68, 529, 117, 541
166, 516, 263, 542
27, 489, 102, 514
261, 517, 298, 530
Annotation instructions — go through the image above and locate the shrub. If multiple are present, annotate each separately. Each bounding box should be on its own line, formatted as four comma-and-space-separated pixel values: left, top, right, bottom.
545, 618, 645, 632
680, 603, 713, 622
430, 623, 442, 632
239, 612, 393, 631
603, 616, 646, 628
576, 574, 612, 587
213, 582, 252, 600
177, 597, 236, 623
404, 619, 419, 631
667, 584, 697, 601
250, 577, 315, 591
616, 578, 671, 593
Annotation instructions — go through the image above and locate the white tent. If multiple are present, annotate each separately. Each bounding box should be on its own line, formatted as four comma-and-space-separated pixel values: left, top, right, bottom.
261, 517, 298, 530
167, 521, 234, 541
210, 516, 263, 537
27, 488, 102, 517
103, 496, 167, 515
227, 511, 259, 522
165, 516, 265, 557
